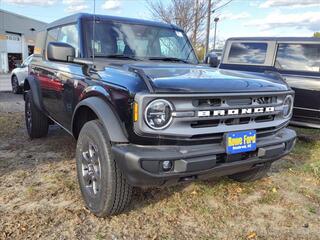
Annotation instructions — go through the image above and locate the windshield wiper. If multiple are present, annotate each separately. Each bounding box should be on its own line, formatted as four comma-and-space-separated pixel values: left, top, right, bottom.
94, 54, 140, 61
148, 57, 190, 64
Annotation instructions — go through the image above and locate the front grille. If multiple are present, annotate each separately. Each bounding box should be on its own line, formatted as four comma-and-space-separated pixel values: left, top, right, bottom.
192, 96, 278, 108
188, 94, 282, 128
134, 91, 293, 140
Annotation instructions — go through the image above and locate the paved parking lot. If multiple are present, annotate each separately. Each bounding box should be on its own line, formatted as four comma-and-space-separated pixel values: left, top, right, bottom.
0, 92, 24, 112
0, 74, 12, 92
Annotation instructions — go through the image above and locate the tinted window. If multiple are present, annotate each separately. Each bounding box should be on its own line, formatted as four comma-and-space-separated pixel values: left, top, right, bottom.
276, 43, 320, 72
58, 24, 79, 57
228, 42, 267, 64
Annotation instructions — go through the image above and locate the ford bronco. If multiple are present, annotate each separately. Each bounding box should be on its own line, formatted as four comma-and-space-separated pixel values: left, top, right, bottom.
24, 14, 296, 217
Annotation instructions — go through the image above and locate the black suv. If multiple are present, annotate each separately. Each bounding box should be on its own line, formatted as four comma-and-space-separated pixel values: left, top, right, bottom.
24, 13, 296, 216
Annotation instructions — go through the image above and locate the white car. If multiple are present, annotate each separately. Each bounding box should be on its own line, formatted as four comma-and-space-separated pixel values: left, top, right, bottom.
10, 55, 33, 94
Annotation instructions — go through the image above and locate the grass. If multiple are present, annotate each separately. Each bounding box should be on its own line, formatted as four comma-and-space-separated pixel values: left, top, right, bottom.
307, 206, 317, 214
0, 113, 23, 137
258, 189, 280, 204
287, 127, 320, 181
1, 112, 320, 239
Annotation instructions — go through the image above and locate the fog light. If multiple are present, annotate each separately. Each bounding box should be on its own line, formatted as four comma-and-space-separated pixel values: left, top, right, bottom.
162, 160, 173, 171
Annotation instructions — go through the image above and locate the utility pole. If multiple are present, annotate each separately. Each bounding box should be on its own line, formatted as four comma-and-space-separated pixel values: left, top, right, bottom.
205, 0, 212, 57
213, 17, 219, 50
193, 0, 199, 46
206, 0, 233, 53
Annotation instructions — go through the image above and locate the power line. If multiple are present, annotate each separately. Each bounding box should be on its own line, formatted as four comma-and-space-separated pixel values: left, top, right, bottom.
212, 0, 233, 13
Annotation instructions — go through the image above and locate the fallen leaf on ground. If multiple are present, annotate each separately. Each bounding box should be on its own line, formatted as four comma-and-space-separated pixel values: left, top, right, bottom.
247, 231, 257, 239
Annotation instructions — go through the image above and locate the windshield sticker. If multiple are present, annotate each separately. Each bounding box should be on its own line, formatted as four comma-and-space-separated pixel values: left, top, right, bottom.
176, 31, 183, 37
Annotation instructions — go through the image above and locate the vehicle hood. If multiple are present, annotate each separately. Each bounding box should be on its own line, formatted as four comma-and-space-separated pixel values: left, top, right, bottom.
99, 61, 290, 93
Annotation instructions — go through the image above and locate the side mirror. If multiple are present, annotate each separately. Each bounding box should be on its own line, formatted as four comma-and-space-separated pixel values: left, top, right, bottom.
47, 42, 75, 62
207, 52, 219, 68
15, 63, 22, 68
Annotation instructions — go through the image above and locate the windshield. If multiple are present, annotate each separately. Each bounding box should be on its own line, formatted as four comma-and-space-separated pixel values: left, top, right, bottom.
84, 20, 198, 64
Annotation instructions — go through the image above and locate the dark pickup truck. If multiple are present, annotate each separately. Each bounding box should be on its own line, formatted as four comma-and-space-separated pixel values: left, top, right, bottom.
24, 13, 296, 217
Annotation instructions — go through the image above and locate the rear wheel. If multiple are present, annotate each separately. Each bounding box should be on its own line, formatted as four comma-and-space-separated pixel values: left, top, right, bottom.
76, 120, 132, 217
228, 163, 271, 182
25, 90, 49, 138
12, 75, 22, 94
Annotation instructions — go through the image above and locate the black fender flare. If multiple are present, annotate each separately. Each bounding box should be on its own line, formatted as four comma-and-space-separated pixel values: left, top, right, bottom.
72, 97, 129, 143
24, 75, 43, 111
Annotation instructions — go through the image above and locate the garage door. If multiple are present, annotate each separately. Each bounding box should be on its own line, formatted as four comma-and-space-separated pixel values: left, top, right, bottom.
7, 34, 22, 53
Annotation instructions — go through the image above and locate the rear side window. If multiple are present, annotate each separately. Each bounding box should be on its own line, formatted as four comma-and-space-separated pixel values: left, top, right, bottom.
228, 42, 268, 64
275, 43, 320, 72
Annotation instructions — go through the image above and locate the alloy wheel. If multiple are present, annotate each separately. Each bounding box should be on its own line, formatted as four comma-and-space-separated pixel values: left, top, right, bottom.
12, 77, 18, 93
81, 142, 102, 196
26, 100, 32, 131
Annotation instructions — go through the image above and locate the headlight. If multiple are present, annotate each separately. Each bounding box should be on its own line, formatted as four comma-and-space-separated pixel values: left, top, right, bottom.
144, 99, 173, 130
283, 95, 294, 118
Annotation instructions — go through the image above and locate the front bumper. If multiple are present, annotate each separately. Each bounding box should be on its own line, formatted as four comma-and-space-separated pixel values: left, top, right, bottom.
112, 128, 296, 187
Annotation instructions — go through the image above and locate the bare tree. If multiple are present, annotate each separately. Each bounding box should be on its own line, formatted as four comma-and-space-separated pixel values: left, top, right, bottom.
146, 0, 210, 47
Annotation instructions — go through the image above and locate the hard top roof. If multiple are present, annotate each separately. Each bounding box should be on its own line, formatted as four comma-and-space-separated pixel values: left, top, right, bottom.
47, 13, 182, 31
227, 37, 320, 42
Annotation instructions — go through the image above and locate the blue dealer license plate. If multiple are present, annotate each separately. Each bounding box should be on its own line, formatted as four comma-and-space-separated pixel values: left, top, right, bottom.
226, 130, 256, 154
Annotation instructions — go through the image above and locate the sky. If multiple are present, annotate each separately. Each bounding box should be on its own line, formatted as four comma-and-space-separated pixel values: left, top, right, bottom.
0, 0, 319, 48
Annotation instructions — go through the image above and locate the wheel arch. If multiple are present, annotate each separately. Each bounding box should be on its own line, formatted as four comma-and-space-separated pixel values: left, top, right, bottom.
11, 73, 16, 81
23, 76, 43, 111
72, 97, 129, 143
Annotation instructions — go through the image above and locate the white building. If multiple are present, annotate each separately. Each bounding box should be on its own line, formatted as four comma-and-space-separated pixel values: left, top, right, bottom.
0, 9, 46, 73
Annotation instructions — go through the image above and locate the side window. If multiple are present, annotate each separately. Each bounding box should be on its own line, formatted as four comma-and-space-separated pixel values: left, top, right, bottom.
45, 28, 59, 59
275, 43, 320, 72
228, 42, 268, 64
58, 24, 79, 57
46, 28, 59, 47
34, 31, 46, 55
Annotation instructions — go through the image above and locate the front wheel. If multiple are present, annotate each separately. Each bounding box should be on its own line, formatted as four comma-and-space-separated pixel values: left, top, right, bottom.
228, 163, 271, 182
76, 120, 132, 217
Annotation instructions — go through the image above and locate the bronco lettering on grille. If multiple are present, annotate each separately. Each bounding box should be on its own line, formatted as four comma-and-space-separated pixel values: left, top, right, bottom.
198, 106, 275, 117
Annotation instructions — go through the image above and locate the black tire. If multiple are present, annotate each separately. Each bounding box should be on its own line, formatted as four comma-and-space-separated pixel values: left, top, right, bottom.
228, 163, 271, 182
25, 90, 49, 138
12, 75, 22, 94
76, 120, 132, 217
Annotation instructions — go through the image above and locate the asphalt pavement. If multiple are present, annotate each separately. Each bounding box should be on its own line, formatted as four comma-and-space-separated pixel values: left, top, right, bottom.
0, 75, 23, 112
0, 74, 12, 92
